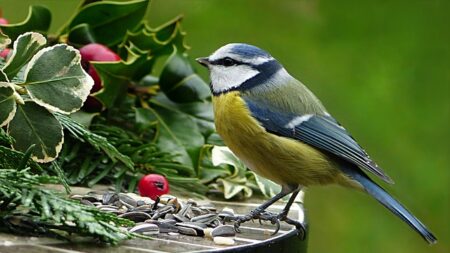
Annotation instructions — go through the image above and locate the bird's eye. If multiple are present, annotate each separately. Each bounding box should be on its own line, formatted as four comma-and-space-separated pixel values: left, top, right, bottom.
222, 57, 235, 67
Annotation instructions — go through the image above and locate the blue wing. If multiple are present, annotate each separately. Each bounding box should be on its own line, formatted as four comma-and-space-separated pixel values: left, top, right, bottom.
244, 97, 393, 184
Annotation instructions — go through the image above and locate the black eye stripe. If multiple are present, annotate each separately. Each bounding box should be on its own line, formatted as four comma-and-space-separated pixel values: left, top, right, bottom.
210, 57, 243, 66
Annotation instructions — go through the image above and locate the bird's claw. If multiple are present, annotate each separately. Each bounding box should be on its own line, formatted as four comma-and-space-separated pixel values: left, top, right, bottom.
282, 216, 307, 240
233, 214, 252, 233
233, 211, 306, 239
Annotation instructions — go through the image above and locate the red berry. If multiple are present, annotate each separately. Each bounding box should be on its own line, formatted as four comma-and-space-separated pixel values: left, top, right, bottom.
0, 48, 10, 59
79, 43, 121, 62
79, 43, 120, 111
138, 174, 170, 200
0, 18, 8, 25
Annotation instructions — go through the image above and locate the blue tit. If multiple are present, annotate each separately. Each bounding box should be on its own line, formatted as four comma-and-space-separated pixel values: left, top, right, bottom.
196, 43, 437, 243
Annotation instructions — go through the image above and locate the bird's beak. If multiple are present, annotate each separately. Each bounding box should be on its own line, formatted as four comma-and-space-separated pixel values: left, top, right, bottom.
196, 57, 210, 67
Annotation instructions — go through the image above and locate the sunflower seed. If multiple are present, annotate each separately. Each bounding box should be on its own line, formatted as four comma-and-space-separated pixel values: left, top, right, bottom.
119, 193, 138, 207
177, 226, 197, 236
81, 196, 100, 203
129, 223, 159, 235
132, 205, 153, 213
191, 213, 218, 224
173, 214, 190, 222
211, 225, 235, 237
218, 207, 235, 222
80, 199, 94, 206
102, 192, 119, 205
118, 211, 152, 222
151, 205, 174, 220
176, 222, 207, 229
70, 195, 84, 200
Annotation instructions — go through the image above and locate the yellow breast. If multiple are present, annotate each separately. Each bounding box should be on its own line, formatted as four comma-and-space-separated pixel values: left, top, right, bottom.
212, 92, 357, 188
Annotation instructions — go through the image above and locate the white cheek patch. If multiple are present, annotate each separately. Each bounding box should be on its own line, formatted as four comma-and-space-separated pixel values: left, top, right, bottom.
210, 65, 259, 93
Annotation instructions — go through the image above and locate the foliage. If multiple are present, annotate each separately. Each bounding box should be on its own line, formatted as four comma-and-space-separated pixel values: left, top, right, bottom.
204, 146, 280, 199
0, 31, 93, 162
0, 148, 134, 244
0, 0, 283, 243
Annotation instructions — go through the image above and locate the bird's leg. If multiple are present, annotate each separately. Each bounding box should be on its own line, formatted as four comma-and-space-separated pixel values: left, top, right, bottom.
276, 188, 306, 238
255, 188, 306, 238
233, 185, 298, 232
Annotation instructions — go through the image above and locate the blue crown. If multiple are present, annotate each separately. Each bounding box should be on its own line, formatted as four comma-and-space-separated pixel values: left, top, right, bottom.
229, 43, 271, 59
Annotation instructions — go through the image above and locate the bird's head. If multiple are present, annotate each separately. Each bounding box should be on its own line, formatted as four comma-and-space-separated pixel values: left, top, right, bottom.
197, 43, 284, 95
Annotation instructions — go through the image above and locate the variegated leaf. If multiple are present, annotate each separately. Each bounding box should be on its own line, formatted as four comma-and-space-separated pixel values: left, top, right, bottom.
0, 82, 17, 127
7, 101, 63, 163
0, 31, 11, 50
22, 44, 94, 114
2, 32, 46, 79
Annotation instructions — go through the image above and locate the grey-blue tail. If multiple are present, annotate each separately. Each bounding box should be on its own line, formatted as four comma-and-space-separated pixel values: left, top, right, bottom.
349, 169, 437, 244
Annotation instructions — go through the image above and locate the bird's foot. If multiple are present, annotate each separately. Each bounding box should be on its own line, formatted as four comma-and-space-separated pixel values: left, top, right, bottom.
233, 210, 306, 239
232, 207, 265, 233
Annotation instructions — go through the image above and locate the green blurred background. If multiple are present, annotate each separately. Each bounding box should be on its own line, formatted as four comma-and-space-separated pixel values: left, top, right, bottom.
1, 0, 448, 252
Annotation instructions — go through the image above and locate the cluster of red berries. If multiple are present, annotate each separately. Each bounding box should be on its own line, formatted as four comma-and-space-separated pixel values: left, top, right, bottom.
79, 43, 121, 111
1, 14, 170, 200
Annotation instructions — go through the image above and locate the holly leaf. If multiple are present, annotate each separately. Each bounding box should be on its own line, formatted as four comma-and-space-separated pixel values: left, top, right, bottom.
67, 23, 97, 48
92, 53, 153, 108
119, 16, 189, 57
151, 94, 215, 137
68, 0, 149, 47
0, 82, 17, 127
7, 101, 63, 162
0, 31, 11, 49
0, 6, 51, 41
145, 100, 205, 169
159, 47, 210, 103
21, 44, 94, 114
2, 32, 47, 79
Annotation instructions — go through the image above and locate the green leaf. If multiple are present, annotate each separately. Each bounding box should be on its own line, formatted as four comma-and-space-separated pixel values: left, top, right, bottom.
2, 32, 47, 79
159, 47, 210, 103
69, 111, 98, 128
211, 145, 246, 169
0, 82, 17, 127
7, 101, 63, 163
0, 6, 51, 41
0, 31, 11, 49
145, 100, 205, 168
22, 44, 94, 114
119, 16, 189, 57
0, 70, 8, 81
152, 94, 215, 136
67, 23, 97, 48
253, 172, 281, 198
92, 54, 153, 108
68, 0, 149, 46
217, 178, 253, 199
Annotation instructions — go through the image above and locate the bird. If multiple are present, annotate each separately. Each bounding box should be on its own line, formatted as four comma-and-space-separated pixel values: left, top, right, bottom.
196, 43, 437, 244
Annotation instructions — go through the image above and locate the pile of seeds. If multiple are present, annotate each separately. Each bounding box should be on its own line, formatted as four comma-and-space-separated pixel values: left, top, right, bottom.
71, 192, 237, 245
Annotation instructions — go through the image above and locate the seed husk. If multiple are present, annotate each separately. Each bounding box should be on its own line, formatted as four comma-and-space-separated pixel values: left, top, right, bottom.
129, 223, 159, 235
211, 225, 235, 237
118, 211, 152, 222
119, 193, 138, 208
191, 213, 218, 224
177, 226, 197, 236
102, 192, 119, 205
